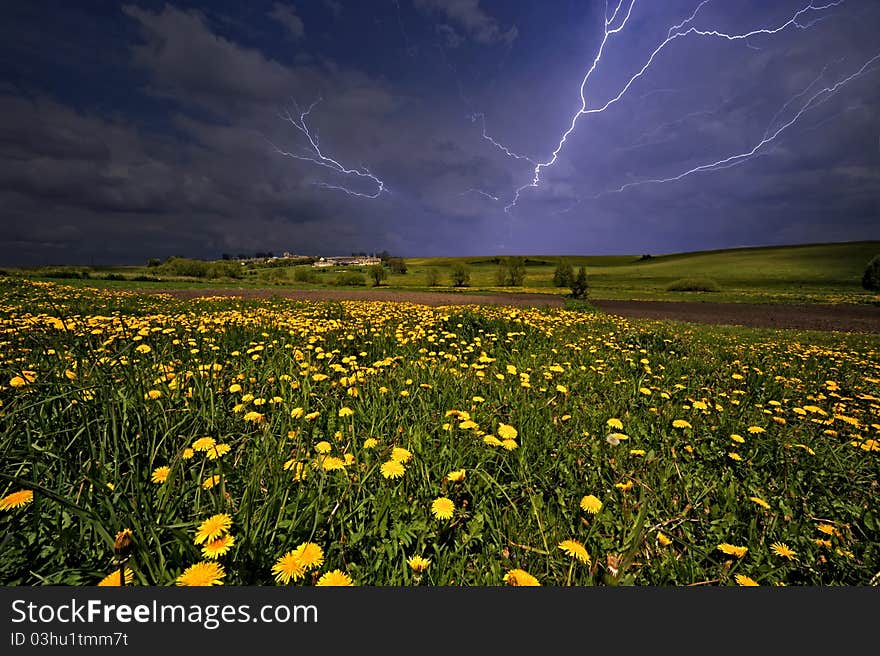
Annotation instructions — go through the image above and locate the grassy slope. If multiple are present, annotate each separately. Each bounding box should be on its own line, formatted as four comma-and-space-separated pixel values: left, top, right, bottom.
8, 240, 880, 305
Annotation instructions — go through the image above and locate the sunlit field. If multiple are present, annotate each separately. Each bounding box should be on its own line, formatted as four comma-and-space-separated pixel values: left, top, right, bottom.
1, 279, 878, 587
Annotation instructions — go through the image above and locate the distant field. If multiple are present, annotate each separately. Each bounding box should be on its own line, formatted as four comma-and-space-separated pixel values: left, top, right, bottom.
5, 240, 880, 305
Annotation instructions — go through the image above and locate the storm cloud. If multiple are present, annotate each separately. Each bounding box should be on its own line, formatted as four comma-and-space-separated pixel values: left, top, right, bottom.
0, 0, 877, 265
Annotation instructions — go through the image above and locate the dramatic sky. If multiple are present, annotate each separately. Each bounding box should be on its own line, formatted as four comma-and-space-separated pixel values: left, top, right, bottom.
1, 0, 878, 265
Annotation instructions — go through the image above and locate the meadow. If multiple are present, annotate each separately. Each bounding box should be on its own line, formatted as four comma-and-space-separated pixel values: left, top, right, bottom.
9, 240, 880, 306
0, 278, 878, 586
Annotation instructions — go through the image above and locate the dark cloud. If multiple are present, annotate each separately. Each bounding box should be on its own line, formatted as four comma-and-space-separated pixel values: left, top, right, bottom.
413, 0, 517, 45
0, 0, 877, 265
269, 3, 306, 40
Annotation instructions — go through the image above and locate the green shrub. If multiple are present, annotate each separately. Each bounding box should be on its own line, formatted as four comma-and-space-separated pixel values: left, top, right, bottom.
665, 277, 720, 292
553, 261, 574, 287
333, 271, 367, 286
495, 256, 526, 286
862, 255, 880, 291
293, 267, 318, 283
450, 263, 470, 287
425, 268, 441, 287
570, 266, 589, 300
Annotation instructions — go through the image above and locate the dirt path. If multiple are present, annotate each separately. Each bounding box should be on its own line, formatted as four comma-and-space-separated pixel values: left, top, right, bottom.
591, 299, 880, 333
153, 288, 880, 333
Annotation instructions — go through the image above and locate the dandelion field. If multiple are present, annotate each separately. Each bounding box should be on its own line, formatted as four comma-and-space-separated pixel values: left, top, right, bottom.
1, 279, 878, 587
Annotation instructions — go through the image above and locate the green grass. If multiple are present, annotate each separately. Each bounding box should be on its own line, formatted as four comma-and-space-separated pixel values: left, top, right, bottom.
4, 240, 879, 304
1, 278, 878, 587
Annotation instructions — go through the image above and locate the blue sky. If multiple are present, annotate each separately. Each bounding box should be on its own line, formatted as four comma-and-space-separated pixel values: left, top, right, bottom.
1, 0, 878, 265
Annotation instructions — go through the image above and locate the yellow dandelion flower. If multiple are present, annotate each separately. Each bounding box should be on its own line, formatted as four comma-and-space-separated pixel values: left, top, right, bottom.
293, 542, 324, 571
363, 437, 378, 449
321, 456, 345, 471
150, 466, 170, 484
503, 568, 540, 586
182, 447, 194, 460
814, 539, 832, 548
672, 419, 692, 429
202, 534, 235, 559
407, 555, 431, 573
606, 418, 624, 430
305, 411, 320, 421
206, 444, 231, 460
243, 411, 264, 423
728, 452, 742, 461
290, 407, 304, 418
630, 449, 646, 456
446, 468, 466, 482
338, 407, 354, 417
747, 426, 765, 434
0, 490, 34, 510
228, 384, 242, 393
391, 447, 413, 463
194, 514, 232, 545
192, 436, 216, 452
497, 423, 518, 440
657, 532, 672, 547
284, 460, 308, 481
97, 567, 134, 586
749, 496, 770, 509
380, 460, 405, 479
770, 542, 797, 560
730, 434, 745, 443
431, 497, 455, 520
558, 539, 590, 564
734, 574, 759, 586
501, 439, 519, 451
315, 569, 354, 586
615, 480, 634, 491
315, 441, 332, 454
580, 494, 602, 514
817, 524, 835, 536
145, 390, 162, 400
459, 420, 478, 430
201, 475, 221, 490
176, 561, 225, 586
272, 551, 306, 584
717, 543, 748, 558
483, 435, 503, 447
555, 384, 568, 394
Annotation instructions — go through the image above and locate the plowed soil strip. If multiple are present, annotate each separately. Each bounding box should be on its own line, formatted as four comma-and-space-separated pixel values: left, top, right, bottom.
152, 288, 880, 333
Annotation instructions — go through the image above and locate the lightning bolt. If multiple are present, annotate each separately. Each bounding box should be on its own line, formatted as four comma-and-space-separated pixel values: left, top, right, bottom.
591, 50, 880, 197
269, 98, 387, 199
459, 188, 500, 202
471, 1, 847, 212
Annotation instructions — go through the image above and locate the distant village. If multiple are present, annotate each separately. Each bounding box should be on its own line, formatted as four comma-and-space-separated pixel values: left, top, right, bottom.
221, 251, 385, 268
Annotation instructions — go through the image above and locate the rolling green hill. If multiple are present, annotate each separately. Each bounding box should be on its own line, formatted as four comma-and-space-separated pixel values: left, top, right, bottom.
8, 240, 880, 305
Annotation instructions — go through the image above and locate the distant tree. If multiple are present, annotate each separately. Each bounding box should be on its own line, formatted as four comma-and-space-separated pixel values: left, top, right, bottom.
863, 254, 880, 291
425, 268, 441, 287
450, 262, 470, 287
221, 253, 231, 260
570, 266, 589, 300
237, 253, 248, 260
496, 256, 526, 286
368, 263, 387, 286
388, 258, 408, 274
147, 258, 161, 268
378, 250, 392, 262
553, 260, 574, 287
